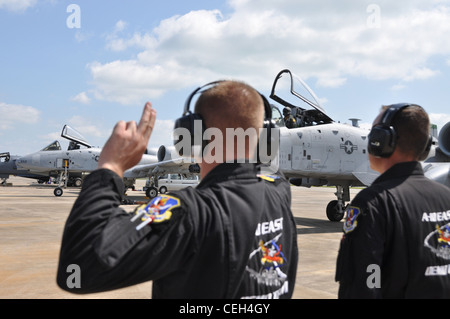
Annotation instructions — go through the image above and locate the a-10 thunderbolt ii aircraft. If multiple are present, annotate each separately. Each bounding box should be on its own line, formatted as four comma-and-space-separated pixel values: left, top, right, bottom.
0, 152, 48, 184
148, 69, 449, 221
268, 69, 450, 222
1, 135, 92, 187
15, 125, 161, 196
14, 125, 200, 198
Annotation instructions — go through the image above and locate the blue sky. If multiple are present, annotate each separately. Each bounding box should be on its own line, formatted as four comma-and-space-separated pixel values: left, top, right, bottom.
1, 0, 450, 155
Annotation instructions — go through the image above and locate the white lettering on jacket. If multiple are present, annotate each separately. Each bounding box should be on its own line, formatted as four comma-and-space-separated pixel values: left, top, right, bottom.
422, 210, 450, 222
255, 218, 283, 236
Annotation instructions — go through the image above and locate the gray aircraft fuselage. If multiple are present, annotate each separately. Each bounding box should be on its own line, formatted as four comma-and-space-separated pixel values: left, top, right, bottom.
279, 123, 372, 186
0, 155, 46, 180
16, 148, 102, 173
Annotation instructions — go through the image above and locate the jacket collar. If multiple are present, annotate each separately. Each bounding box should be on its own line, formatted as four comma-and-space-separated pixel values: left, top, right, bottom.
198, 163, 258, 187
373, 161, 424, 185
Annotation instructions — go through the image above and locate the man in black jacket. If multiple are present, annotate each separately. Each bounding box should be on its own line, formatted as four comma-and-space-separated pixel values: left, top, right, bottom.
56, 81, 298, 299
335, 103, 450, 298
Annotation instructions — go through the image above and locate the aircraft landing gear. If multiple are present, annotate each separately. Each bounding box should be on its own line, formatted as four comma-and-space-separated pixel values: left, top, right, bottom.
326, 185, 349, 222
54, 187, 63, 197
54, 166, 68, 197
326, 200, 345, 222
144, 176, 160, 199
145, 186, 158, 199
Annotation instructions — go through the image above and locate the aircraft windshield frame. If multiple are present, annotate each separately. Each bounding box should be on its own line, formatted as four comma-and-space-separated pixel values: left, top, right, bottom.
41, 141, 62, 151
269, 69, 333, 125
61, 125, 91, 148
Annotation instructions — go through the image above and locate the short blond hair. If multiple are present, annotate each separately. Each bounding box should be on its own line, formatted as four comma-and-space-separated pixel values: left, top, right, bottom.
194, 80, 264, 131
194, 81, 265, 161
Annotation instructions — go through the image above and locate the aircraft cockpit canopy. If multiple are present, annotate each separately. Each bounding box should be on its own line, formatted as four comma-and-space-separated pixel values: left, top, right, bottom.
271, 104, 285, 127
41, 141, 62, 151
61, 125, 91, 149
270, 69, 334, 127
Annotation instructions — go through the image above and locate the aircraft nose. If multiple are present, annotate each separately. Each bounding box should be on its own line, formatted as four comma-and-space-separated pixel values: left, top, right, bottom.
16, 155, 31, 170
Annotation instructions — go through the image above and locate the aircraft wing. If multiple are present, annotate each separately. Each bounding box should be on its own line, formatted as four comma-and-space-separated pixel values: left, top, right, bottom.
423, 162, 450, 188
351, 160, 380, 186
352, 171, 379, 187
123, 157, 200, 179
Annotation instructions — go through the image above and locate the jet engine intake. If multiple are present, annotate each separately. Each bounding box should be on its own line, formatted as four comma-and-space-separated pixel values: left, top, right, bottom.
157, 145, 176, 162
439, 122, 450, 158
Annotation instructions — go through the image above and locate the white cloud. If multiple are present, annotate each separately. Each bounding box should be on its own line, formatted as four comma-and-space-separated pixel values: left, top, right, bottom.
149, 119, 176, 148
114, 20, 127, 33
74, 31, 94, 43
0, 0, 37, 12
71, 92, 91, 104
391, 83, 406, 91
87, 0, 450, 105
68, 115, 107, 138
0, 102, 40, 130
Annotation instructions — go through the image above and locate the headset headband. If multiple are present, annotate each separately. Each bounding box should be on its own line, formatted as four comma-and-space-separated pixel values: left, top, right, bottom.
377, 103, 417, 128
183, 81, 224, 116
183, 80, 273, 121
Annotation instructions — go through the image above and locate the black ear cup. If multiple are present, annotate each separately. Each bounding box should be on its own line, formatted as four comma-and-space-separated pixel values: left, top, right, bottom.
368, 103, 410, 158
368, 103, 431, 160
368, 125, 397, 158
173, 113, 205, 157
259, 94, 278, 163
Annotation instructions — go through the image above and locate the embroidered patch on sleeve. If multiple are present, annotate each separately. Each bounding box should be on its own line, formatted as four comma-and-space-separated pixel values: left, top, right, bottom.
257, 174, 280, 183
343, 206, 361, 234
131, 195, 180, 231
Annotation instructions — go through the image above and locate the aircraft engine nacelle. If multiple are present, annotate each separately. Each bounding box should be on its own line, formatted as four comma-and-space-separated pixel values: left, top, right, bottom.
439, 122, 450, 158
189, 164, 201, 173
289, 177, 327, 188
157, 145, 176, 162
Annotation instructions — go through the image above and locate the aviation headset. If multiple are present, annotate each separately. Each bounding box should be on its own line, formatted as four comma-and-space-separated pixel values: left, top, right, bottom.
173, 80, 277, 159
368, 103, 432, 159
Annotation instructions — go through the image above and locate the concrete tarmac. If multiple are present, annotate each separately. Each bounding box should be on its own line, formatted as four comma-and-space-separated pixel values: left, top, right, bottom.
0, 176, 359, 299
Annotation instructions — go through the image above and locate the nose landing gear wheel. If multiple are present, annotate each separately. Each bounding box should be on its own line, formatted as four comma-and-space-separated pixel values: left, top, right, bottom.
326, 200, 345, 222
54, 187, 63, 197
145, 186, 158, 199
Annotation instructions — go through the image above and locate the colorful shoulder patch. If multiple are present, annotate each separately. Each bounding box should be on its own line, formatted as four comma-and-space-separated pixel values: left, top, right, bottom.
343, 206, 362, 234
131, 195, 180, 231
257, 174, 280, 183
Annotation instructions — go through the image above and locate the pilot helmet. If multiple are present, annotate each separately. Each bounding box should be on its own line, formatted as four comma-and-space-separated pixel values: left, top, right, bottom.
283, 107, 291, 116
